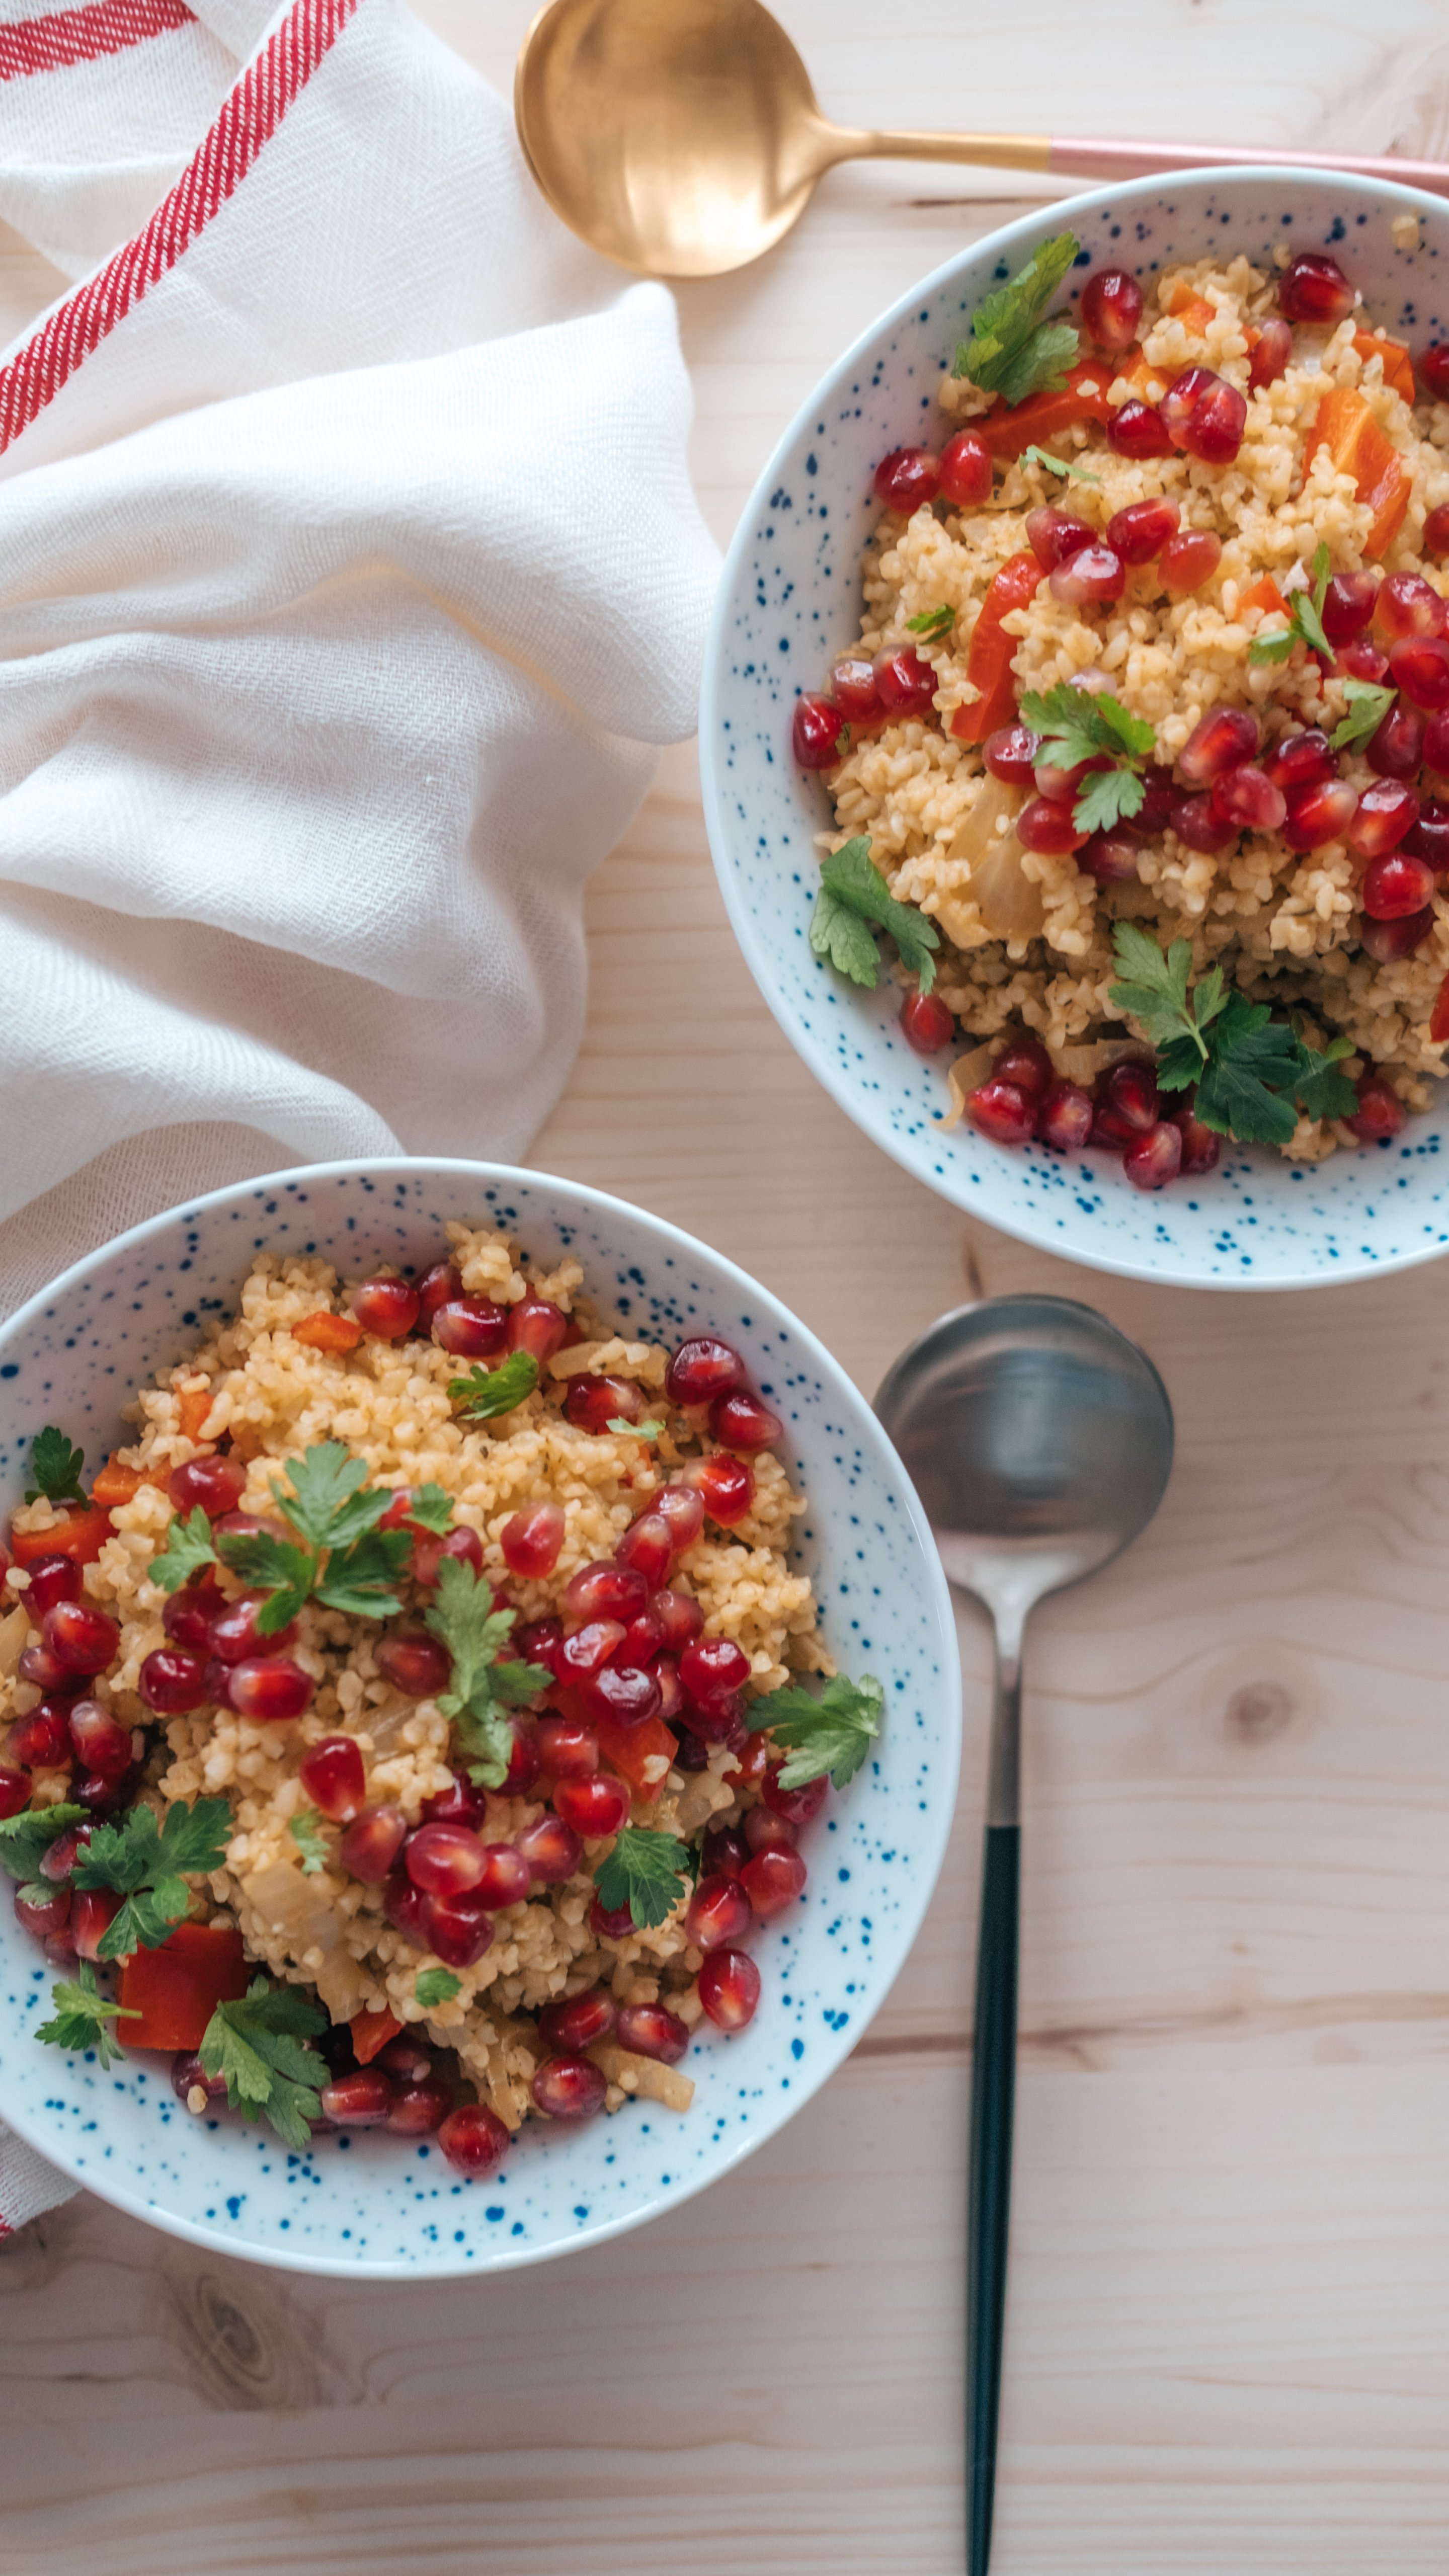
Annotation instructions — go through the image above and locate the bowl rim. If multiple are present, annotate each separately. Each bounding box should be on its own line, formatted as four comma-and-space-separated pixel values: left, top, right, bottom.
698, 163, 1449, 1295
0, 1153, 962, 2278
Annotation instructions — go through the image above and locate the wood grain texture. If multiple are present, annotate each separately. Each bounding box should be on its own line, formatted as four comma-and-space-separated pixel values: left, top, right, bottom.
7, 4, 1449, 2566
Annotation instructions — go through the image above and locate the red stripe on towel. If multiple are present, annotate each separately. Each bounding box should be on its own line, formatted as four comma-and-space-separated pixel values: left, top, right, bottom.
0, 0, 196, 81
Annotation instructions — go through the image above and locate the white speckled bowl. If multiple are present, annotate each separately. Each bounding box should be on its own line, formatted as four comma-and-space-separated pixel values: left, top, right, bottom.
700, 168, 1449, 1289
0, 1160, 959, 2278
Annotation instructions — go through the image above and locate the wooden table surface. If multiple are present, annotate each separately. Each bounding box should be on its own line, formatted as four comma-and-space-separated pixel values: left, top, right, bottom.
6, 3, 1449, 2566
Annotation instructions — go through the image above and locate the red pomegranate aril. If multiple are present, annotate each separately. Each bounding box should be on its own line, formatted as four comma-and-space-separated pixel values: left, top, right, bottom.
229, 1655, 312, 1722
1050, 543, 1125, 608
405, 1821, 487, 1894
1362, 851, 1435, 920
652, 1589, 703, 1654
831, 655, 885, 724
438, 2102, 510, 2175
1102, 1059, 1159, 1134
507, 1293, 570, 1364
1348, 1072, 1408, 1139
419, 1887, 494, 1969
377, 2036, 434, 2084
1026, 506, 1095, 572
741, 1844, 808, 1919
1337, 638, 1391, 684
495, 1501, 565, 1585
1180, 380, 1247, 464
1421, 346, 1449, 403
1248, 317, 1293, 390
535, 1712, 599, 1779
12, 1701, 74, 1768
42, 1600, 119, 1675
474, 1843, 533, 1910
1036, 1078, 1095, 1150
1081, 266, 1143, 349
1158, 365, 1220, 447
1123, 1120, 1184, 1190
666, 1335, 744, 1408
672, 1728, 709, 1772
410, 1525, 485, 1587
762, 1767, 828, 1826
15, 1883, 70, 1939
532, 2055, 607, 2120
590, 1891, 636, 1938
1405, 800, 1449, 871
1077, 831, 1140, 886
540, 1987, 618, 2052
556, 1619, 626, 1684
23, 1555, 83, 1616
679, 1635, 750, 1712
209, 1592, 298, 1664
1108, 398, 1172, 460
383, 1866, 428, 1942
38, 1823, 88, 1883
1169, 1107, 1221, 1175
66, 1888, 118, 1961
1278, 252, 1354, 325
320, 2069, 393, 2126
968, 1076, 1036, 1146
1390, 634, 1449, 712
1424, 505, 1449, 558
614, 1514, 675, 1589
66, 1701, 135, 1778
503, 1725, 542, 1797
1360, 907, 1434, 961
583, 1663, 664, 1733
1348, 780, 1420, 859
702, 1823, 750, 1882
983, 723, 1042, 787
792, 693, 847, 767
1034, 750, 1108, 806
874, 648, 938, 717
1172, 794, 1237, 854
1264, 729, 1334, 792
698, 1946, 761, 2032
1283, 778, 1359, 853
1210, 764, 1287, 832
873, 445, 939, 511
565, 1373, 641, 1433
1159, 529, 1223, 594
1016, 796, 1089, 858
1178, 706, 1257, 786
900, 988, 956, 1054
553, 1773, 630, 1838
339, 1802, 408, 1883
299, 1734, 366, 1822
1135, 762, 1178, 834
1106, 496, 1180, 565
686, 1871, 754, 1950
991, 1035, 1053, 1100
938, 427, 993, 507
709, 1389, 783, 1452
17, 1642, 83, 1695
1367, 701, 1425, 779
387, 2079, 451, 2136
619, 1608, 664, 1666
744, 1804, 796, 1855
516, 1813, 583, 1884
162, 1579, 223, 1652
565, 1560, 648, 1624
615, 2001, 690, 2065
687, 1693, 747, 1751
1425, 709, 1449, 778
168, 1453, 246, 1519
0, 1766, 28, 1820
431, 1296, 508, 1359
1321, 570, 1378, 642
373, 1632, 450, 1702
681, 1454, 754, 1527
1376, 572, 1449, 640
417, 1260, 461, 1319
349, 1275, 421, 1340
513, 1621, 561, 1685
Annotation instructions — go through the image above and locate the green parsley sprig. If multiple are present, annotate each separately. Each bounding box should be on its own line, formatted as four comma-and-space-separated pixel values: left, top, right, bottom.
906, 604, 955, 640
593, 1825, 692, 1931
1021, 444, 1100, 487
1018, 683, 1157, 836
1248, 542, 1332, 666
24, 1426, 85, 1507
198, 1978, 328, 2151
608, 1416, 664, 1440
73, 1796, 232, 1959
1107, 923, 1357, 1143
423, 1556, 548, 1787
809, 839, 940, 994
36, 1962, 139, 2071
952, 231, 1081, 407
448, 1350, 540, 1420
414, 1967, 461, 2008
746, 1673, 884, 1790
288, 1811, 331, 1875
0, 1801, 85, 1902
1330, 677, 1396, 754
150, 1440, 418, 1631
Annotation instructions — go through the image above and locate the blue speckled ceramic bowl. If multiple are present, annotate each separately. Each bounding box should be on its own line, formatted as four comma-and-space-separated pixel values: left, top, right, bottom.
701, 168, 1449, 1289
0, 1160, 959, 2278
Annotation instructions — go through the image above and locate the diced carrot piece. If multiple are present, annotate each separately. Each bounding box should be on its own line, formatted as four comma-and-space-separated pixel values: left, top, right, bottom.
91, 1454, 146, 1508
950, 550, 1044, 748
1167, 284, 1218, 337
1431, 973, 1449, 1046
977, 363, 1114, 462
1240, 575, 1289, 619
1353, 330, 1415, 405
292, 1312, 364, 1353
176, 1387, 215, 1441
350, 2004, 402, 2063
10, 1502, 113, 1567
1114, 347, 1158, 396
594, 1709, 678, 1801
1307, 385, 1412, 561
118, 1921, 250, 2052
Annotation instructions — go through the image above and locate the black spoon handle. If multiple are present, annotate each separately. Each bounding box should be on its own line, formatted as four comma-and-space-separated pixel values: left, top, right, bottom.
967, 1817, 1019, 2576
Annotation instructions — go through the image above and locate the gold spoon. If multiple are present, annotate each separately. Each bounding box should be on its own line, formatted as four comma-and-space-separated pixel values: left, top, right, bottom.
515, 0, 1449, 279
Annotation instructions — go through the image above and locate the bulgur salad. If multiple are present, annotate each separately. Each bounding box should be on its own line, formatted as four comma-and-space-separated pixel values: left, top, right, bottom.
0, 1225, 880, 2179
792, 229, 1449, 1188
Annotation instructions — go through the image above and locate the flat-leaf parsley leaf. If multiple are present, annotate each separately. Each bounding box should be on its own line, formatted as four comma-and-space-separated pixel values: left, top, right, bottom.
288, 1811, 331, 1875
1018, 681, 1157, 834
952, 232, 1081, 407
593, 1826, 692, 1930
1248, 541, 1332, 665
36, 1962, 139, 2071
424, 1556, 548, 1787
1107, 923, 1351, 1144
24, 1425, 86, 1507
1330, 677, 1396, 753
747, 1673, 884, 1790
74, 1796, 231, 1960
905, 604, 955, 639
0, 1802, 85, 1886
809, 838, 939, 994
448, 1350, 540, 1420
414, 1967, 461, 2008
1021, 443, 1100, 486
198, 1978, 327, 2151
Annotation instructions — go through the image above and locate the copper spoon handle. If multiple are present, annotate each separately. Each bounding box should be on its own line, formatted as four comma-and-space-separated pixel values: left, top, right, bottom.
827, 124, 1449, 198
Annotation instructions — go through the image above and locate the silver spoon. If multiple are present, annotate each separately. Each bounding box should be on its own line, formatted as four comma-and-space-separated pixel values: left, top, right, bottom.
875, 1295, 1173, 2575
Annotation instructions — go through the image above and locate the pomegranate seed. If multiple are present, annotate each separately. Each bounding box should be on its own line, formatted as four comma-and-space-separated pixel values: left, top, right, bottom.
1360, 907, 1434, 961
1366, 701, 1425, 778
1390, 635, 1449, 712
438, 2102, 510, 2175
1348, 1072, 1407, 1139
531, 2055, 607, 2119
652, 1590, 704, 1653
681, 1455, 754, 1526
0, 1766, 29, 1820
1264, 729, 1334, 792
792, 694, 846, 767
507, 1294, 570, 1364
1420, 347, 1449, 403
1424, 506, 1449, 557
432, 1296, 508, 1358
209, 1592, 298, 1663
15, 1882, 70, 1939
1050, 544, 1125, 608
162, 1579, 223, 1651
1036, 1078, 1095, 1149
297, 1735, 365, 1822
540, 1987, 619, 2052
1377, 573, 1448, 641
43, 1601, 119, 1675
938, 428, 993, 507
967, 1076, 1036, 1146
418, 1261, 461, 1318
687, 1693, 746, 1750
38, 1823, 88, 1883
1135, 763, 1178, 833
615, 2001, 690, 2064
516, 1814, 582, 1883
672, 1730, 709, 1772
874, 648, 937, 717
582, 1663, 663, 1731
680, 1635, 750, 1712
1348, 780, 1420, 859
228, 1655, 312, 1721
320, 2069, 393, 2126
1405, 800, 1449, 871
1248, 318, 1293, 390
1169, 1107, 1220, 1174
619, 1607, 664, 1665
421, 1768, 488, 1827
990, 1035, 1053, 1099
983, 724, 1042, 787
900, 988, 955, 1054
1077, 831, 1141, 884
1108, 398, 1172, 459
873, 446, 938, 510
1123, 1120, 1184, 1189
1106, 496, 1179, 565
70, 1887, 121, 1959
1211, 764, 1287, 832
1338, 638, 1391, 684
169, 1454, 245, 1519
17, 1643, 83, 1695
11, 1702, 73, 1768
375, 1634, 453, 1705
339, 1803, 408, 1882
419, 1887, 494, 1968
24, 1555, 82, 1616
1159, 529, 1223, 594
556, 1620, 626, 1684
349, 1275, 420, 1340
535, 1713, 598, 1779
762, 1768, 828, 1826
1363, 851, 1435, 919
377, 2035, 434, 2082
1035, 749, 1110, 806
565, 1374, 642, 1433
1081, 266, 1143, 349
744, 1804, 796, 1855
411, 1525, 485, 1587
493, 1502, 562, 1583
1181, 380, 1246, 464
387, 2079, 451, 2136
564, 1561, 647, 1624
1026, 507, 1095, 572
1278, 252, 1354, 325
741, 1845, 808, 1919
1016, 796, 1089, 857
473, 1844, 533, 1909
831, 656, 884, 725
1321, 571, 1378, 642
665, 1336, 743, 1408
383, 1866, 429, 1941
1158, 365, 1220, 447
590, 1891, 636, 1939
613, 1513, 673, 1588
1102, 1060, 1159, 1134
1178, 707, 1258, 785
709, 1389, 783, 1452
701, 1821, 749, 1879
405, 1822, 487, 1894
553, 1773, 630, 1838
698, 1948, 761, 2032
685, 1871, 754, 1950
167, 2046, 226, 2108
1425, 711, 1449, 778
67, 1700, 135, 1777
1283, 778, 1359, 852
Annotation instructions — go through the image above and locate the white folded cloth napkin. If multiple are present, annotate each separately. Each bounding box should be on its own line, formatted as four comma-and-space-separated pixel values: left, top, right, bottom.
0, 0, 719, 2226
